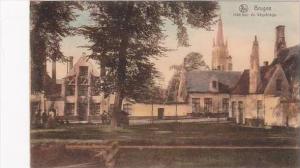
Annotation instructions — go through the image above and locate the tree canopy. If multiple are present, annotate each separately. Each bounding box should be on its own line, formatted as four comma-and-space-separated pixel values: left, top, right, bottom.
80, 1, 218, 127
30, 1, 82, 92
183, 52, 210, 71
167, 52, 209, 102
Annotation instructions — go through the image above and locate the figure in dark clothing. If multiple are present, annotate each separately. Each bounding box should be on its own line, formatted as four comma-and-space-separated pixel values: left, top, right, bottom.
42, 111, 48, 128
35, 110, 42, 127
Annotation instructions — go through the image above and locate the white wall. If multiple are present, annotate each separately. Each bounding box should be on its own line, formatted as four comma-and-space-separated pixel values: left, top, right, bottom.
231, 94, 300, 127
130, 103, 190, 117
189, 93, 230, 113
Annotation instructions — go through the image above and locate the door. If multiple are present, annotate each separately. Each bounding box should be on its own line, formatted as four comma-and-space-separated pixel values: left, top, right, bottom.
238, 101, 244, 124
78, 103, 87, 121
158, 108, 164, 120
231, 101, 236, 118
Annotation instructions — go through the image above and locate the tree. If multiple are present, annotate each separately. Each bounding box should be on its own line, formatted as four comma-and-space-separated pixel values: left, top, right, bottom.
167, 52, 209, 102
183, 52, 210, 71
81, 1, 218, 127
30, 1, 83, 92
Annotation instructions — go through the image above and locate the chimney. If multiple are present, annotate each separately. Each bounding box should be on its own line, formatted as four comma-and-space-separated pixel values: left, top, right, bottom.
263, 61, 269, 66
52, 58, 56, 81
274, 25, 287, 58
68, 56, 73, 72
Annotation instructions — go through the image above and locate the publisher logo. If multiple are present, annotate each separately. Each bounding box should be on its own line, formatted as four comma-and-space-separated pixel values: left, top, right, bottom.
234, 4, 276, 17
239, 4, 248, 13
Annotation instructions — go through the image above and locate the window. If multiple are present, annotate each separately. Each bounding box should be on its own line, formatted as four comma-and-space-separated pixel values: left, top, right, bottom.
123, 103, 132, 115
66, 103, 75, 116
228, 63, 232, 71
212, 81, 217, 89
276, 79, 282, 91
91, 103, 101, 116
257, 100, 263, 119
79, 86, 88, 96
222, 98, 229, 113
232, 101, 236, 117
79, 66, 88, 76
66, 85, 75, 96
192, 98, 200, 113
204, 98, 212, 113
31, 102, 39, 114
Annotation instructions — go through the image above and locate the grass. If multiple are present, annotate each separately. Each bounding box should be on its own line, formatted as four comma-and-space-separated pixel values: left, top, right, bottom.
116, 148, 300, 168
31, 122, 300, 146
31, 122, 300, 168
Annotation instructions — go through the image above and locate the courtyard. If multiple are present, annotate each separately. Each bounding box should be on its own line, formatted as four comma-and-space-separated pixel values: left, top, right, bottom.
31, 122, 300, 168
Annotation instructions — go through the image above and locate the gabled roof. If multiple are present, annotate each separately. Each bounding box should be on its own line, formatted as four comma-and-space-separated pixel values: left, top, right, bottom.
231, 65, 277, 95
272, 45, 300, 82
65, 56, 100, 77
186, 70, 242, 93
273, 45, 300, 64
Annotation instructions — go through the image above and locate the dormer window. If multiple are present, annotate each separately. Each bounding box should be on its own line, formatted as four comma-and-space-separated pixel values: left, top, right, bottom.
276, 79, 282, 91
212, 81, 218, 89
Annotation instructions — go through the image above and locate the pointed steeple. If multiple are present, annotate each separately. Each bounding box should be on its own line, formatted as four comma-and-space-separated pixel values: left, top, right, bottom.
216, 16, 224, 46
211, 16, 232, 71
249, 35, 261, 93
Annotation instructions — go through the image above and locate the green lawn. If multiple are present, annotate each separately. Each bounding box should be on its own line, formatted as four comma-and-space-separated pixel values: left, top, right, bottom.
116, 148, 300, 168
31, 123, 300, 168
31, 122, 300, 146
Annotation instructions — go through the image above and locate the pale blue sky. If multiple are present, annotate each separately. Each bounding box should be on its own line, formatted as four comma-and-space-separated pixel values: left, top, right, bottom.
48, 1, 300, 87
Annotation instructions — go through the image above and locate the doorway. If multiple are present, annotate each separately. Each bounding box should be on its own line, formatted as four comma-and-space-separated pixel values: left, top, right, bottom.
238, 101, 244, 124
78, 103, 87, 121
158, 108, 164, 120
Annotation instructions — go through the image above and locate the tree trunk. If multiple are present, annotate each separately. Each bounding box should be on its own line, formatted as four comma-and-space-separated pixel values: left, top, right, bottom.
111, 92, 124, 128
110, 2, 133, 128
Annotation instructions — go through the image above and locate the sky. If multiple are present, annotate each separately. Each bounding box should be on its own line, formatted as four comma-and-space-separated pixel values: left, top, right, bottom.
47, 1, 300, 88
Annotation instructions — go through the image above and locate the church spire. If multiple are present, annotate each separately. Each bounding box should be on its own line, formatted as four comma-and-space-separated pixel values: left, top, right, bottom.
216, 16, 224, 46
249, 35, 261, 93
211, 16, 232, 71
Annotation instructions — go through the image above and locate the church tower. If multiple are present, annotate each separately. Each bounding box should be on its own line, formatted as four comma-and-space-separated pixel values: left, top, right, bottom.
211, 17, 232, 71
249, 36, 261, 94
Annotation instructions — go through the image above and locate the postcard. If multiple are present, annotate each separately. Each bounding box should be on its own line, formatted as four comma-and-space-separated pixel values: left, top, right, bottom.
29, 1, 300, 168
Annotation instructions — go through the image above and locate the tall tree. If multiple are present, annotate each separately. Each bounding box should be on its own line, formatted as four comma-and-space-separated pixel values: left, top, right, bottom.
167, 52, 209, 102
81, 1, 218, 127
30, 1, 82, 92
